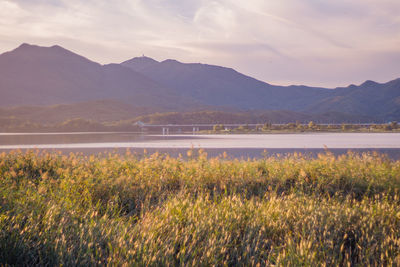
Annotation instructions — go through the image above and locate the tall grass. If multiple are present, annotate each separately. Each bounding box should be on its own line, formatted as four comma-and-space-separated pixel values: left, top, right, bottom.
0, 150, 399, 266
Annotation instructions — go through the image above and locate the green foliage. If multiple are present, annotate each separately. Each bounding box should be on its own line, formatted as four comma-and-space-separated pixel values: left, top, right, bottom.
0, 117, 140, 132
286, 122, 296, 129
0, 150, 400, 266
235, 124, 249, 131
213, 124, 225, 131
262, 122, 272, 131
342, 123, 352, 131
308, 121, 316, 129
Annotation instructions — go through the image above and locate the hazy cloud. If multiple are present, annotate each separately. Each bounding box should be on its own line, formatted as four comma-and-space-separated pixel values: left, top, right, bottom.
1, 0, 399, 87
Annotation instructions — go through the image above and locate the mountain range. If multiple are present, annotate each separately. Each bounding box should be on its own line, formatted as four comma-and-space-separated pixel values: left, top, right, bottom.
0, 43, 399, 123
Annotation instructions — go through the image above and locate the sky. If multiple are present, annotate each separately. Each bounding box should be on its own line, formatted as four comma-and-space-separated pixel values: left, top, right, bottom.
1, 0, 400, 87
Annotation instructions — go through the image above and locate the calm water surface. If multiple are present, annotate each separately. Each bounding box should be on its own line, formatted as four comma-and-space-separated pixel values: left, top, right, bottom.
1, 132, 400, 159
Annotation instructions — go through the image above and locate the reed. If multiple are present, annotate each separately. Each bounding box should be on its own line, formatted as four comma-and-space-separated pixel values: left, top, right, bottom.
0, 150, 399, 266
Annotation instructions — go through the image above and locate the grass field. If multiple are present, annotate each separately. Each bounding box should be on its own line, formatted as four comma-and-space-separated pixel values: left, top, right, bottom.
1, 150, 400, 266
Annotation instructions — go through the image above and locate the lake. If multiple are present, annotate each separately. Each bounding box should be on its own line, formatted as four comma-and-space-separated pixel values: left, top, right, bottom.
1, 132, 400, 159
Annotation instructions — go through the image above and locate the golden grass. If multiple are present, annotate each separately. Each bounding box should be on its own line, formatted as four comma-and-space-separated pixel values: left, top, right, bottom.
0, 150, 399, 266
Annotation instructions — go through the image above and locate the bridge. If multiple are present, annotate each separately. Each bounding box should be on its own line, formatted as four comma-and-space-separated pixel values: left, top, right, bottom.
134, 121, 379, 135
135, 122, 264, 134
135, 122, 218, 134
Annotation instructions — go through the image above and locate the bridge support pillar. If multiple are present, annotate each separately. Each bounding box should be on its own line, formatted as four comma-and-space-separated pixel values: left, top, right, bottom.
163, 128, 169, 135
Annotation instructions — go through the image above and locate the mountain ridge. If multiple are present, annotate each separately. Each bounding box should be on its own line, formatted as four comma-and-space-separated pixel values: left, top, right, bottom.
0, 43, 399, 122
0, 43, 198, 109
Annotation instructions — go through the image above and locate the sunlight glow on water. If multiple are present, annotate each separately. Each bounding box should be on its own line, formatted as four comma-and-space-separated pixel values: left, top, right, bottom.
0, 133, 399, 149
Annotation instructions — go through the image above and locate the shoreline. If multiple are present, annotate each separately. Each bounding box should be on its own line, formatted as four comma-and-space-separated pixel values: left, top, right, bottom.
1, 147, 400, 160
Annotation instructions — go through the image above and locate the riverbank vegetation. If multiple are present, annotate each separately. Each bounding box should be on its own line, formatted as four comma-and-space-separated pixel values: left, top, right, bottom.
1, 115, 399, 133
0, 117, 141, 133
210, 121, 400, 134
2, 106, 399, 133
1, 150, 400, 265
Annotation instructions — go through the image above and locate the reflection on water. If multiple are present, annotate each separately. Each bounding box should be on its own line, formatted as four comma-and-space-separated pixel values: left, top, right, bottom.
0, 132, 400, 159
0, 132, 197, 146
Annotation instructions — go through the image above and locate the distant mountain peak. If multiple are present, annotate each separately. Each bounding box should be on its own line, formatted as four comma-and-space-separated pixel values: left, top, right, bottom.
121, 56, 159, 71
162, 59, 181, 64
141, 55, 157, 60
16, 43, 62, 50
3, 43, 100, 68
50, 44, 65, 50
18, 43, 33, 47
122, 56, 158, 64
15, 43, 39, 50
13, 43, 74, 55
361, 80, 379, 87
